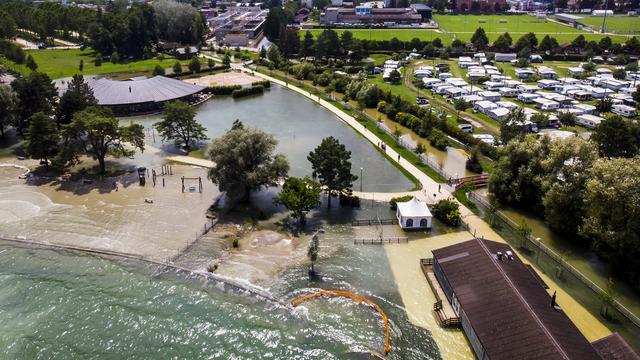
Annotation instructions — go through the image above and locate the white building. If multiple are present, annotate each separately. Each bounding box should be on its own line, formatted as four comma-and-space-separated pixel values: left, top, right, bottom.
612, 104, 637, 118
576, 114, 604, 129
396, 197, 432, 229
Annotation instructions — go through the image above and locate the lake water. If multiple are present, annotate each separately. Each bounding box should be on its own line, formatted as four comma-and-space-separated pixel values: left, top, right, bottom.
130, 85, 414, 193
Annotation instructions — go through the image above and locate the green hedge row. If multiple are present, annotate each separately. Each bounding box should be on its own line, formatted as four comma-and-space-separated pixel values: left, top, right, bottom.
231, 85, 264, 98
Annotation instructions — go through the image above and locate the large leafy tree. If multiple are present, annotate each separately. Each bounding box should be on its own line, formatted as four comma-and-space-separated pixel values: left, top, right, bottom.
56, 74, 97, 127
264, 7, 287, 41
0, 10, 17, 39
0, 85, 18, 138
315, 29, 340, 60
541, 137, 599, 238
300, 31, 315, 58
471, 27, 489, 50
307, 136, 357, 209
154, 101, 207, 149
60, 107, 145, 173
492, 32, 513, 52
591, 115, 640, 158
273, 176, 322, 226
488, 135, 550, 211
25, 113, 59, 170
10, 71, 57, 136
207, 124, 289, 202
581, 157, 640, 288
499, 108, 529, 144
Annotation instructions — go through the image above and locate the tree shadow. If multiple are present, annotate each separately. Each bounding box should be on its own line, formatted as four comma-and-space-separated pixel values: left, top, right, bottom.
26, 160, 142, 196
0, 128, 26, 158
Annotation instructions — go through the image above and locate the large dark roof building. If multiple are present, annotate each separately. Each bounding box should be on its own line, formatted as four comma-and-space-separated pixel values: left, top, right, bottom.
320, 7, 422, 25
431, 238, 638, 360
59, 76, 205, 115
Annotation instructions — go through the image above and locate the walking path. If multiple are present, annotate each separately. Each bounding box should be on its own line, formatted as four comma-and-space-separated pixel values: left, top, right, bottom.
165, 156, 215, 168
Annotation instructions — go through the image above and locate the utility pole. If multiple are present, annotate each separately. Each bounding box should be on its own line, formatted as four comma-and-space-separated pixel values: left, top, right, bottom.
601, 0, 609, 34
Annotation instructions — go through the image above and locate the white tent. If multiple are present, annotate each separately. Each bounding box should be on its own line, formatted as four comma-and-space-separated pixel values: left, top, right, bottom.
396, 197, 432, 230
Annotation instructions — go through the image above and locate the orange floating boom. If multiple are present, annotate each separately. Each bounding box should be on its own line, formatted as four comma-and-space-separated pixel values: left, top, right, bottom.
291, 289, 391, 354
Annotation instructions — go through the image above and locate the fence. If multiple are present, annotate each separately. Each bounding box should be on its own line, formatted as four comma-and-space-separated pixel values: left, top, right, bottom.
467, 191, 640, 332
374, 121, 456, 181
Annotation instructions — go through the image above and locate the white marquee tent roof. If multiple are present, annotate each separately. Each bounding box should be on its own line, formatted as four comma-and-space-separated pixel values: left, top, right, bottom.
86, 76, 204, 106
396, 197, 432, 217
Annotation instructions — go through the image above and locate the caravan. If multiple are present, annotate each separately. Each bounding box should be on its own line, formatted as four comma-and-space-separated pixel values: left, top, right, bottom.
611, 104, 637, 118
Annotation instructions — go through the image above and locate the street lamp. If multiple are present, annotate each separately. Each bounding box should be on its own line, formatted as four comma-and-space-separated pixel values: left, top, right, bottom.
360, 167, 364, 192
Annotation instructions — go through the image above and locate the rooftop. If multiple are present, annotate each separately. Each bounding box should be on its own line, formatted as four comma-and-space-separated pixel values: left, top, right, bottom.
85, 76, 205, 106
432, 238, 603, 360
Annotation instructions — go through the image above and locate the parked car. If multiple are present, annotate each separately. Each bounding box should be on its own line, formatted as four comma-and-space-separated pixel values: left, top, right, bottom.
458, 123, 473, 133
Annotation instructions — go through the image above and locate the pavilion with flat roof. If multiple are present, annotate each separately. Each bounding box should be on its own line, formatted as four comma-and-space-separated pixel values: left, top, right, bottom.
68, 76, 206, 115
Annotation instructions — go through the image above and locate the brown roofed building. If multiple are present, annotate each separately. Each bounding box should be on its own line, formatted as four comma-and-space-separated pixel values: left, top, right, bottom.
431, 238, 637, 360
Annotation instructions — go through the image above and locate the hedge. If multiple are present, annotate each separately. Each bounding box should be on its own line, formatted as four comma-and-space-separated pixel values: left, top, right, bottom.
210, 85, 241, 95
231, 85, 264, 98
251, 80, 271, 88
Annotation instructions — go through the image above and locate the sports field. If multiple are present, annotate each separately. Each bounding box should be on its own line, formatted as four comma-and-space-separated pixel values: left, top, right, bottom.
0, 48, 191, 79
304, 28, 452, 43
577, 16, 640, 33
303, 14, 634, 45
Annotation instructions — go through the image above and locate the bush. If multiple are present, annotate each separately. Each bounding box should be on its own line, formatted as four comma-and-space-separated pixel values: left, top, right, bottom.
432, 198, 461, 226
428, 128, 449, 150
0, 39, 25, 64
231, 85, 264, 98
251, 80, 271, 88
389, 195, 413, 209
339, 193, 360, 207
465, 146, 483, 173
153, 64, 165, 76
210, 85, 241, 95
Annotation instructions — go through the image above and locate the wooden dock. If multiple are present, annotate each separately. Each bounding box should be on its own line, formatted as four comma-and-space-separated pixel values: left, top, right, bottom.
353, 237, 407, 245
420, 258, 461, 328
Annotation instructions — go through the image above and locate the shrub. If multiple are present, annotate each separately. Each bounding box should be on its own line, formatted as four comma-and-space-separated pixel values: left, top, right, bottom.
427, 128, 449, 150
153, 64, 165, 76
231, 85, 264, 98
432, 198, 461, 226
465, 146, 483, 174
210, 85, 241, 95
389, 195, 413, 209
251, 80, 271, 88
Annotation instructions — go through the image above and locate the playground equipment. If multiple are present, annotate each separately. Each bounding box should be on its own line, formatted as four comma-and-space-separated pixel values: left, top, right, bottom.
290, 289, 391, 355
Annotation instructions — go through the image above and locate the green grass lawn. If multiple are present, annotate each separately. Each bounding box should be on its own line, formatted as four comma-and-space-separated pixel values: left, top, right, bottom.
434, 14, 634, 44
577, 16, 640, 33
303, 28, 453, 44
1, 48, 190, 79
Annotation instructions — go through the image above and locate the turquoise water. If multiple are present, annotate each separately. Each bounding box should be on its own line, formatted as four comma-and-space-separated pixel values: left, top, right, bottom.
0, 240, 441, 360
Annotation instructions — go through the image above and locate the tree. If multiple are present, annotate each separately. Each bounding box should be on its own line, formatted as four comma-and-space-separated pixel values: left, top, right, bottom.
60, 107, 145, 173
0, 85, 18, 139
571, 34, 586, 50
471, 27, 489, 50
79, 59, 84, 72
154, 101, 207, 149
500, 108, 528, 143
307, 136, 357, 208
267, 44, 283, 68
94, 53, 103, 66
273, 176, 322, 226
388, 69, 401, 84
207, 126, 289, 202
432, 198, 461, 226
56, 74, 97, 127
172, 61, 182, 75
541, 137, 599, 238
11, 71, 57, 136
207, 58, 215, 70
222, 54, 231, 67
558, 111, 576, 126
25, 55, 38, 71
596, 96, 612, 113
264, 7, 287, 41
25, 113, 59, 170
465, 145, 483, 173
110, 51, 119, 64
454, 99, 470, 111
515, 220, 532, 248
153, 64, 165, 76
539, 35, 559, 53
581, 157, 640, 288
315, 29, 340, 59
591, 115, 639, 158
307, 233, 319, 276
0, 10, 17, 39
300, 31, 314, 58
188, 57, 201, 73
612, 68, 626, 80
493, 32, 512, 52
488, 135, 550, 211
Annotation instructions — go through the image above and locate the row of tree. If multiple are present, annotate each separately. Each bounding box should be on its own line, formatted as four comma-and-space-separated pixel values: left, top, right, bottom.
489, 112, 640, 289
0, 0, 207, 59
